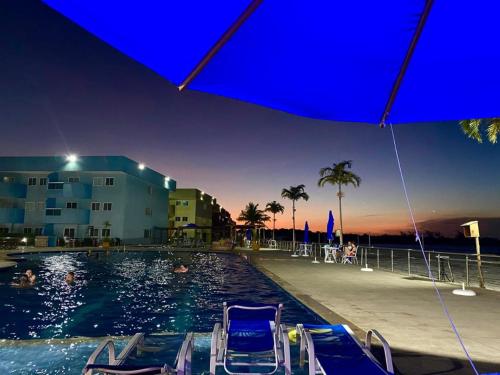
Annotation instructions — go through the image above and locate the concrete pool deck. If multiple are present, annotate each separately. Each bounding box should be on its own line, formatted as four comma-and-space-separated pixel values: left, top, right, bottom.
241, 250, 500, 375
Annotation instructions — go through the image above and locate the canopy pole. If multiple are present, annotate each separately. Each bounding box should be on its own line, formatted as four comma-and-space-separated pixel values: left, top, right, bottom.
379, 0, 434, 128
178, 0, 263, 91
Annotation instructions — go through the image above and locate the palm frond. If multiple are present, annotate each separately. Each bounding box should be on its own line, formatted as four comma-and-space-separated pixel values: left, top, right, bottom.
281, 185, 308, 202
460, 119, 483, 143
265, 201, 285, 214
487, 119, 500, 144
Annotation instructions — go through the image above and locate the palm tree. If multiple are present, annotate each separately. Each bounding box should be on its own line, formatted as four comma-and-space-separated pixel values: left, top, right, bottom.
265, 201, 285, 240
318, 160, 361, 246
460, 119, 500, 144
237, 202, 270, 228
281, 185, 309, 250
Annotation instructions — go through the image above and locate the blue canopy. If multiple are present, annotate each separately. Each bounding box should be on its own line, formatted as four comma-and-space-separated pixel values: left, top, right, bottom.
42, 1, 500, 125
327, 211, 334, 242
304, 221, 309, 244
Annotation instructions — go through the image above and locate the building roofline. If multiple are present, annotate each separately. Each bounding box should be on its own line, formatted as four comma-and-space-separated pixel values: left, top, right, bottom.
0, 156, 176, 190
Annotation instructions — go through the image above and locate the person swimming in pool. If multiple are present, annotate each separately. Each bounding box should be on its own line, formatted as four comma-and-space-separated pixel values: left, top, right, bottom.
173, 264, 189, 273
11, 275, 30, 288
65, 271, 75, 284
25, 269, 36, 284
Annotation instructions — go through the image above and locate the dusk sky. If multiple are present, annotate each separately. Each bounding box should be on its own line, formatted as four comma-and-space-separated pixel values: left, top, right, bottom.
2, 0, 499, 236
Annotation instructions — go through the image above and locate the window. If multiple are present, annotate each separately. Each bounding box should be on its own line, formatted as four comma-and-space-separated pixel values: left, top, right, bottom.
93, 177, 103, 186
103, 202, 112, 211
0, 228, 8, 235
39, 178, 47, 186
24, 227, 32, 235
46, 208, 62, 216
34, 228, 43, 235
91, 202, 101, 211
2, 176, 15, 183
37, 201, 45, 211
182, 200, 189, 206
102, 228, 111, 237
175, 217, 181, 222
89, 228, 99, 237
105, 177, 114, 186
147, 186, 153, 195
66, 202, 77, 209
48, 182, 64, 190
176, 200, 181, 206
182, 217, 188, 222
24, 202, 35, 211
145, 207, 152, 216
144, 229, 151, 238
64, 228, 75, 238
28, 177, 37, 186
68, 177, 80, 183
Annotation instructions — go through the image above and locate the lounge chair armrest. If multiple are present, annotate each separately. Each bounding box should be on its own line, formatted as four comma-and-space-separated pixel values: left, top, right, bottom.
84, 339, 116, 369
296, 324, 316, 374
176, 332, 194, 375
365, 329, 394, 374
116, 333, 145, 363
210, 323, 222, 374
279, 324, 292, 375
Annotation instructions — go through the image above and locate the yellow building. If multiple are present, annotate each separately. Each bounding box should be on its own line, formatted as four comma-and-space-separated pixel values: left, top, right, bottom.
168, 189, 214, 243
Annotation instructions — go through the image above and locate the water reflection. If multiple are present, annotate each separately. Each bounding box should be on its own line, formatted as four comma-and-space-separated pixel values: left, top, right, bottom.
0, 251, 323, 340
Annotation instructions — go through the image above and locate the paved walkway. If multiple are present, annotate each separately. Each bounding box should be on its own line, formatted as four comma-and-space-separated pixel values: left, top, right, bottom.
247, 251, 500, 375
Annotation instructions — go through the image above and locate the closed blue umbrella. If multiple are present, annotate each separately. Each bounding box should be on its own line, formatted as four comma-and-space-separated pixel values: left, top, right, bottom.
304, 221, 309, 244
245, 228, 252, 241
327, 211, 334, 243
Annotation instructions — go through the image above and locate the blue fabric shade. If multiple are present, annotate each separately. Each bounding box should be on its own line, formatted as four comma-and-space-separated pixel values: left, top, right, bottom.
303, 324, 389, 375
304, 221, 309, 244
327, 211, 334, 241
228, 320, 274, 352
42, 1, 500, 124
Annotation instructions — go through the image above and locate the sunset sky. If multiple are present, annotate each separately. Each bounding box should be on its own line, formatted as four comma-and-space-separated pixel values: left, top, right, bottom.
2, 0, 499, 236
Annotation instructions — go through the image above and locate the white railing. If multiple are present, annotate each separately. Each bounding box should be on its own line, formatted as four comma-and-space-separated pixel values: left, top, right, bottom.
261, 240, 500, 291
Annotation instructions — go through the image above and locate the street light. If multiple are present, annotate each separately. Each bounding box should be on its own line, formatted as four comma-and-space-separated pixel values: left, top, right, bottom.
138, 163, 145, 170
66, 154, 78, 163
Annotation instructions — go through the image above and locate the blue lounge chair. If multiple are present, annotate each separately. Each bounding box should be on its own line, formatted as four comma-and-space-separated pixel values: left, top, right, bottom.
296, 324, 394, 375
82, 332, 194, 375
210, 302, 291, 374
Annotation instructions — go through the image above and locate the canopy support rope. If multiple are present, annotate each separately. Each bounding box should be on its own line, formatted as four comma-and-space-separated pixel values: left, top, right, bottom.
389, 123, 479, 375
178, 0, 263, 92
380, 0, 434, 128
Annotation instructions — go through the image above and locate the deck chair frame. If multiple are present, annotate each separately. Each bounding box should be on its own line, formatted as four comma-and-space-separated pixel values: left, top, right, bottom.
296, 324, 393, 375
83, 332, 194, 375
210, 302, 291, 375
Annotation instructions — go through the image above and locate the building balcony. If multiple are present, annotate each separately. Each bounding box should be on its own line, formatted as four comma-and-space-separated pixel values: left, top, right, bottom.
0, 208, 25, 224
46, 182, 92, 199
44, 208, 90, 224
0, 182, 27, 198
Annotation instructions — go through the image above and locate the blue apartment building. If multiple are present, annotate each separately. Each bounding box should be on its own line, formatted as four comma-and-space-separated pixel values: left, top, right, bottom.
0, 156, 176, 245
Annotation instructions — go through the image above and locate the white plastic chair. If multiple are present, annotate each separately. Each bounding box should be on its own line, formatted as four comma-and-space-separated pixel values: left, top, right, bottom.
323, 245, 338, 263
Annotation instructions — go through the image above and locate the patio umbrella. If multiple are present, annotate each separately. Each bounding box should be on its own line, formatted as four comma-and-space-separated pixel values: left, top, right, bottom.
327, 211, 334, 243
304, 221, 309, 244
42, 1, 500, 125
245, 228, 252, 241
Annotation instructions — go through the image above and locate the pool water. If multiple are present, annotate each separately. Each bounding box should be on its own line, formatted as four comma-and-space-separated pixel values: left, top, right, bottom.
0, 251, 324, 374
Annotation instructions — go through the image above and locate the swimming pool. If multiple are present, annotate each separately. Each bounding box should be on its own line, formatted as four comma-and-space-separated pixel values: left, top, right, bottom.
0, 250, 324, 373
